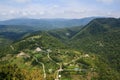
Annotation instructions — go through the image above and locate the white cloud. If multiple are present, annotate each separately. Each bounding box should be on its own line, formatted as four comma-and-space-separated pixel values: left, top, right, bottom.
53, 5, 59, 8
9, 10, 16, 15
21, 11, 27, 15
1, 12, 7, 16
0, 0, 119, 20
97, 0, 114, 4
39, 11, 45, 15
11, 0, 31, 3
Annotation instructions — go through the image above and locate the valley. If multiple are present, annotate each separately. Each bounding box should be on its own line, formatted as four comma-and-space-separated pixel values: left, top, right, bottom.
0, 18, 120, 80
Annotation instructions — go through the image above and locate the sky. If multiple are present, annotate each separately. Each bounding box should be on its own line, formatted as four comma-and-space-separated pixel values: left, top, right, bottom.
0, 0, 120, 20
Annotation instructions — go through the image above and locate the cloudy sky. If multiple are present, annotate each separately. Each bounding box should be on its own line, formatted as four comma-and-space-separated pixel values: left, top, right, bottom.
0, 0, 120, 20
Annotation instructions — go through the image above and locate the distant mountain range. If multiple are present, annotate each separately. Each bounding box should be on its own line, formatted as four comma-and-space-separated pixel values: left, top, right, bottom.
0, 17, 96, 30
0, 17, 96, 46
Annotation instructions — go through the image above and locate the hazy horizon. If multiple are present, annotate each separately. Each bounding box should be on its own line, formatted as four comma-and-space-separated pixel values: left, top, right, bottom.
0, 0, 120, 20
0, 16, 112, 21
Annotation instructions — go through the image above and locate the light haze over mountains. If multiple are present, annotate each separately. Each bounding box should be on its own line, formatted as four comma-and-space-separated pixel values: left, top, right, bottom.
0, 0, 120, 20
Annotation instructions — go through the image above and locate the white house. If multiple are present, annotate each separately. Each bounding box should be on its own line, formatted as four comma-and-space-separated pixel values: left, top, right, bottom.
35, 47, 42, 52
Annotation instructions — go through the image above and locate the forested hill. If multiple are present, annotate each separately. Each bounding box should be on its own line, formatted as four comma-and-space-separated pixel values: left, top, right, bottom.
71, 18, 120, 49
70, 18, 120, 72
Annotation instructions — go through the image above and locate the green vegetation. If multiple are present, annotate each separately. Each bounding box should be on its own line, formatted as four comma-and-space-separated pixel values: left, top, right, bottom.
0, 18, 120, 80
0, 25, 34, 47
70, 18, 120, 73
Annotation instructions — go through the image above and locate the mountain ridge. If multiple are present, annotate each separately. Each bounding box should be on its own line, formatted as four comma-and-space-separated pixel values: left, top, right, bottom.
0, 17, 96, 30
70, 18, 120, 73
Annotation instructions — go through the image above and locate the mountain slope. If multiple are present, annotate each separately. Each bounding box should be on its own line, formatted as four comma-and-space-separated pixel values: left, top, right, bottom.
71, 18, 120, 72
1, 30, 120, 80
0, 25, 34, 47
12, 32, 67, 52
48, 26, 82, 42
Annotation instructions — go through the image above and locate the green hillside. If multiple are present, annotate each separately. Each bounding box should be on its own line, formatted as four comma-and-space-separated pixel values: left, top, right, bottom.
0, 25, 34, 47
48, 26, 82, 42
0, 18, 120, 80
71, 18, 120, 73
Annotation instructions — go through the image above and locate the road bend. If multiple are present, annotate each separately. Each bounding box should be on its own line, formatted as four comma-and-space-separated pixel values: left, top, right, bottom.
33, 56, 46, 80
